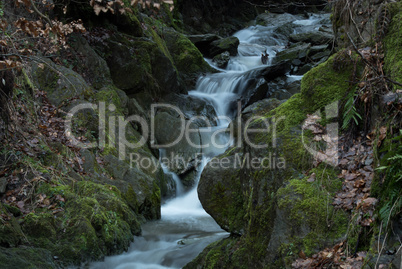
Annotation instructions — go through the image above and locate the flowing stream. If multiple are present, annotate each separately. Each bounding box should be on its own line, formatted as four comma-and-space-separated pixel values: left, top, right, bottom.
90, 12, 330, 269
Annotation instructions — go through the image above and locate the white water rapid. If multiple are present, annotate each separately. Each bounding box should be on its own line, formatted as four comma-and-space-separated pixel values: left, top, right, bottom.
89, 12, 330, 269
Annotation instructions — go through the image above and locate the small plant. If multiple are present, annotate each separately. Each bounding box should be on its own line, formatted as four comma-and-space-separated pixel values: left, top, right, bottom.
342, 90, 362, 130
376, 129, 402, 227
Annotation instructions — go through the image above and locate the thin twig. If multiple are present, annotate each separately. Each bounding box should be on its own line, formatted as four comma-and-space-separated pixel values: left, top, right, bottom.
29, 0, 53, 27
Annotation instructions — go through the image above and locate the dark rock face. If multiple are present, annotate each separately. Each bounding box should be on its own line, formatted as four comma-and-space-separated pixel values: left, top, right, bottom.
94, 35, 183, 97
275, 42, 311, 63
187, 34, 221, 55
152, 93, 219, 188
177, 0, 258, 35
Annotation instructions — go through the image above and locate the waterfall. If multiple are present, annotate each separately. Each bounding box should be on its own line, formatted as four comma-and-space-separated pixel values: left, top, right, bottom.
89, 12, 331, 269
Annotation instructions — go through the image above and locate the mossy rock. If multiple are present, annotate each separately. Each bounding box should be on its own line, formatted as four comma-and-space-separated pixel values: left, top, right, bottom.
102, 154, 161, 219
276, 166, 348, 261
163, 28, 215, 87
198, 155, 245, 234
30, 58, 94, 107
209, 36, 240, 57
383, 1, 402, 85
0, 204, 25, 247
19, 180, 143, 266
69, 34, 113, 89
95, 33, 183, 97
300, 49, 363, 113
0, 247, 58, 269
22, 212, 56, 238
275, 42, 311, 64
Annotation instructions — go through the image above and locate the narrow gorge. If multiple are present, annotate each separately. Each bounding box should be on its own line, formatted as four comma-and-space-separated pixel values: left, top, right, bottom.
0, 0, 400, 268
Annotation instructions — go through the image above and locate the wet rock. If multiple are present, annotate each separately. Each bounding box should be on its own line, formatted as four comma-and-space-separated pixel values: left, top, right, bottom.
257, 61, 292, 81
244, 81, 269, 108
274, 23, 297, 37
309, 44, 329, 54
275, 42, 311, 64
162, 93, 218, 127
212, 51, 230, 69
256, 12, 296, 27
289, 31, 334, 45
153, 111, 202, 188
209, 36, 240, 57
310, 50, 331, 61
292, 59, 302, 66
296, 63, 314, 75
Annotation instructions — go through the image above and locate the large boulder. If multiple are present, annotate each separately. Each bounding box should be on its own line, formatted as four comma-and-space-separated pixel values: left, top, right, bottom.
101, 154, 161, 220
30, 57, 93, 107
92, 33, 184, 97
289, 31, 334, 45
69, 34, 113, 89
209, 36, 240, 57
163, 29, 215, 88
240, 61, 291, 108
153, 110, 202, 188
163, 93, 218, 127
274, 42, 311, 63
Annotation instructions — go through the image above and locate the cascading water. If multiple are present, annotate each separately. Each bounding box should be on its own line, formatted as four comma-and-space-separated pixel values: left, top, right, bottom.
89, 12, 330, 269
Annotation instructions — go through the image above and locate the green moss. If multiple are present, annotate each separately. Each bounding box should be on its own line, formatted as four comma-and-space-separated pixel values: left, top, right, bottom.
183, 237, 243, 269
0, 204, 25, 247
300, 50, 363, 113
0, 247, 57, 269
22, 213, 56, 238
184, 51, 361, 268
277, 165, 348, 258
383, 1, 402, 85
209, 177, 245, 233
170, 32, 210, 74
95, 85, 123, 110
19, 180, 141, 266
269, 93, 307, 133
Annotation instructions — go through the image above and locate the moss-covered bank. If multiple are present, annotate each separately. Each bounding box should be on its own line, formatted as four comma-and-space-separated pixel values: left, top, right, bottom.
187, 49, 364, 268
